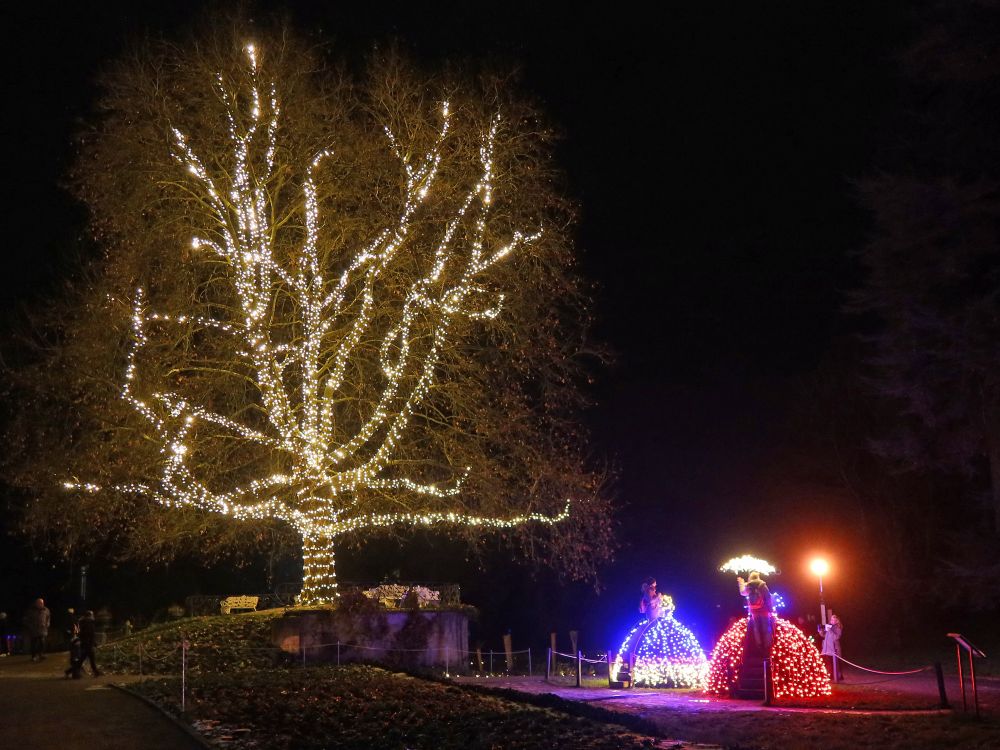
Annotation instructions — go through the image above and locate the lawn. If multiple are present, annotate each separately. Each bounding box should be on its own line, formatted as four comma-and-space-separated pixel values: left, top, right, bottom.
133, 666, 673, 750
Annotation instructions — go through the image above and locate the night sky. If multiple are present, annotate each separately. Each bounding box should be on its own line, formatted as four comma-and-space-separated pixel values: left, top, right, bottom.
2, 2, 916, 650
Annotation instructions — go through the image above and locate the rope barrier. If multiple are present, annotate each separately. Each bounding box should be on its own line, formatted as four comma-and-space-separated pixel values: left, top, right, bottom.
836, 655, 932, 676
551, 650, 607, 665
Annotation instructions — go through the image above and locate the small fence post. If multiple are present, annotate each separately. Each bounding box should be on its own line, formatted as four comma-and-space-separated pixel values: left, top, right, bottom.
576, 650, 582, 687
934, 662, 949, 708
762, 657, 773, 706
545, 647, 551, 681
489, 650, 493, 675
336, 640, 340, 667
969, 648, 980, 720
445, 645, 450, 676
527, 647, 532, 677
181, 638, 187, 713
138, 642, 143, 678
956, 643, 966, 711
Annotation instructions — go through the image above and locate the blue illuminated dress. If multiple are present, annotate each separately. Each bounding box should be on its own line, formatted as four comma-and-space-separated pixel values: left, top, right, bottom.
610, 594, 708, 688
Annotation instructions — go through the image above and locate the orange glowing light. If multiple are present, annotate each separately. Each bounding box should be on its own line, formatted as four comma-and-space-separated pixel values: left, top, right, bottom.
809, 558, 830, 577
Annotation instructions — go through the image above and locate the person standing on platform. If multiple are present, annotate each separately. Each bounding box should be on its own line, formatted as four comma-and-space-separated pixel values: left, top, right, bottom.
737, 571, 773, 651
639, 577, 664, 621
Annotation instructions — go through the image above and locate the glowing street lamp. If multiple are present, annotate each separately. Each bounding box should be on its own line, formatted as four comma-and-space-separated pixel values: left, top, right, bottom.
810, 558, 829, 627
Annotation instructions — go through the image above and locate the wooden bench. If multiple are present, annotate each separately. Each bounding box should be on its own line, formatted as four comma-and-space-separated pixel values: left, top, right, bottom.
219, 595, 259, 615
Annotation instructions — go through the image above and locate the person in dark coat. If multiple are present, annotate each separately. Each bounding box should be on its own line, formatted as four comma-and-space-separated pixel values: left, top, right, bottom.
737, 571, 773, 651
0, 612, 10, 656
64, 615, 83, 679
78, 610, 101, 676
24, 598, 51, 661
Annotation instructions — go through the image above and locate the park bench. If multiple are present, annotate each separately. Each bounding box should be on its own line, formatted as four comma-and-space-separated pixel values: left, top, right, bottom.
219, 595, 259, 615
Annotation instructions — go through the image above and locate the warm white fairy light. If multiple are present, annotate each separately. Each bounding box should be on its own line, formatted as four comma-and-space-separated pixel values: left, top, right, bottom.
64, 44, 570, 605
719, 555, 777, 575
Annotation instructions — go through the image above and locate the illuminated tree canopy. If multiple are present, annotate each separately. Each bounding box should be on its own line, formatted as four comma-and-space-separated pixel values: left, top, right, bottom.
7, 21, 613, 602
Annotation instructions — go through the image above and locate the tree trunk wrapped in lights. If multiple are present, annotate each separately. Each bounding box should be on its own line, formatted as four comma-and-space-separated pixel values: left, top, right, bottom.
9, 20, 613, 602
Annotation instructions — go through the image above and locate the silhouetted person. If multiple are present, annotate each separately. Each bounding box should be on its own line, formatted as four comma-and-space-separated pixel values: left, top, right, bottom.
64, 616, 83, 679
0, 612, 10, 656
78, 610, 101, 676
24, 598, 50, 661
737, 571, 772, 651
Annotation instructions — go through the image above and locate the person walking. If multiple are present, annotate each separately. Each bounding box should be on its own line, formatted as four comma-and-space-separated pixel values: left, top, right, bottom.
737, 571, 773, 651
78, 610, 102, 676
820, 611, 843, 682
0, 612, 10, 656
24, 598, 51, 661
64, 615, 83, 679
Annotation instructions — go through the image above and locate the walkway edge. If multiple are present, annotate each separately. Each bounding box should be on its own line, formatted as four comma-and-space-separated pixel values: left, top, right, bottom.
109, 683, 213, 750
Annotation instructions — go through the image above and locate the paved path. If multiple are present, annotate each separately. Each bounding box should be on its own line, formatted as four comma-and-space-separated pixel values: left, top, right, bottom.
0, 654, 203, 750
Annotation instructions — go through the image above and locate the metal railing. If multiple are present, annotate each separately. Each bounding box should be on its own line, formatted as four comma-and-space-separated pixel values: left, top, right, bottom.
949, 632, 987, 719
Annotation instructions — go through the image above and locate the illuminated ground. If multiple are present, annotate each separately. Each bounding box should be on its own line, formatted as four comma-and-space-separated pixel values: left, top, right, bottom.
454, 671, 998, 714
453, 672, 1000, 749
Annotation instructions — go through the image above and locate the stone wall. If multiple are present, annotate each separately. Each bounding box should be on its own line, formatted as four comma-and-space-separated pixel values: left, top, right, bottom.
272, 608, 470, 672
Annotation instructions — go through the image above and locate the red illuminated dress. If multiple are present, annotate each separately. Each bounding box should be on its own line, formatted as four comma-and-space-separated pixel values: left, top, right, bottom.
706, 616, 831, 699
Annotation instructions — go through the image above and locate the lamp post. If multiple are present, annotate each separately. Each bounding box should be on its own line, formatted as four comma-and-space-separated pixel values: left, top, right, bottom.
810, 558, 829, 627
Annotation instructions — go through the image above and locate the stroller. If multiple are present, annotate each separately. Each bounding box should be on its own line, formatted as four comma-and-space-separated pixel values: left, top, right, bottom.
65, 634, 83, 679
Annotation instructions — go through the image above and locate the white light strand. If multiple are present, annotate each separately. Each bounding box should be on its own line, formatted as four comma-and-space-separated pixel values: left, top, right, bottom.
66, 45, 559, 605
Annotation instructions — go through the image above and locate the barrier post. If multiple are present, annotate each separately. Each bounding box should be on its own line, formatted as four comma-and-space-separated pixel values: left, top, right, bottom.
545, 647, 551, 681
527, 647, 532, 677
576, 650, 582, 687
956, 643, 966, 711
934, 662, 949, 708
969, 649, 980, 719
762, 657, 773, 706
445, 645, 450, 676
181, 638, 187, 713
489, 650, 493, 675
138, 642, 143, 677
337, 640, 340, 667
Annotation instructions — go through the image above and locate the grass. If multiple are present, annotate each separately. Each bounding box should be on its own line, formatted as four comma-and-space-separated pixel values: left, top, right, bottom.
134, 666, 671, 750
634, 707, 1000, 749
98, 610, 283, 674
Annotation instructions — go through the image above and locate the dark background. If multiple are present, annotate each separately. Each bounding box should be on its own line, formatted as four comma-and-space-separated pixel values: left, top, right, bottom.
5, 1, 979, 656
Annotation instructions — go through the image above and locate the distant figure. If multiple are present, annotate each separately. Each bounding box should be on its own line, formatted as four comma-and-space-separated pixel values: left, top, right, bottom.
78, 610, 101, 677
122, 618, 133, 638
64, 615, 83, 679
639, 577, 663, 621
24, 598, 51, 662
737, 571, 773, 651
820, 612, 843, 682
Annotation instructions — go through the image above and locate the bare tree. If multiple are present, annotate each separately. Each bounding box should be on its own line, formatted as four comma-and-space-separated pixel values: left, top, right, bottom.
12, 23, 613, 603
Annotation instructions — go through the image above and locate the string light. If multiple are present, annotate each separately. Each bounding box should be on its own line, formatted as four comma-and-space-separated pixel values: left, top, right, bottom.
706, 617, 831, 699
719, 555, 777, 574
63, 43, 569, 605
610, 596, 708, 688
